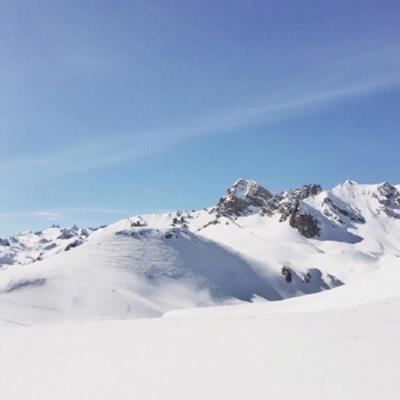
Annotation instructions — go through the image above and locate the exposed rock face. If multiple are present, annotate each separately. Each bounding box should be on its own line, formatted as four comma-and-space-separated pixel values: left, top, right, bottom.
289, 200, 321, 238
130, 217, 147, 227
322, 196, 366, 224
211, 178, 400, 239
212, 179, 322, 238
281, 266, 292, 283
57, 227, 79, 240
283, 184, 322, 201
374, 183, 400, 218
0, 239, 10, 247
277, 184, 322, 222
213, 179, 275, 218
65, 239, 83, 252
376, 182, 397, 204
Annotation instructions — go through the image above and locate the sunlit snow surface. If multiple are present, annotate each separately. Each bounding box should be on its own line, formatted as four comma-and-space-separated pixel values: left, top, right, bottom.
0, 181, 400, 399
1, 261, 399, 400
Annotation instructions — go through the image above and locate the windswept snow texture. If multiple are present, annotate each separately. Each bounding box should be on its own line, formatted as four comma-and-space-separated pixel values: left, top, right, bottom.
0, 179, 400, 323
1, 257, 400, 400
0, 222, 337, 325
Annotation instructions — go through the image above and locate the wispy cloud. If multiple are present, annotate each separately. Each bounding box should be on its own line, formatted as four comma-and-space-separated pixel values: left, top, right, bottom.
0, 211, 58, 220
195, 78, 400, 134
32, 211, 61, 221
0, 208, 129, 220
1, 48, 399, 179
64, 207, 129, 214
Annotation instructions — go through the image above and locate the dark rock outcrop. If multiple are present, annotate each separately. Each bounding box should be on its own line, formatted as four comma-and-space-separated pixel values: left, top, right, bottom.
289, 201, 321, 238
213, 180, 321, 221
323, 197, 366, 224
281, 266, 292, 283
213, 179, 275, 218
0, 238, 10, 247
65, 239, 83, 252
278, 184, 323, 222
377, 182, 397, 203
374, 183, 400, 218
57, 229, 76, 240
211, 179, 323, 238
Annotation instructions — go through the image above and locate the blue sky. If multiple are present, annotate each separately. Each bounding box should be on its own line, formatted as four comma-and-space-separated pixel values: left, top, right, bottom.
1, 0, 400, 236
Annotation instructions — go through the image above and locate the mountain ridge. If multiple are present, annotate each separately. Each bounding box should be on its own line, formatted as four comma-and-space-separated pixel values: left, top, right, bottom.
0, 178, 399, 324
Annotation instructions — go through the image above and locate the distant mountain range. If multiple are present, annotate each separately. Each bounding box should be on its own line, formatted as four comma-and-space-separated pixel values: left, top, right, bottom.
1, 179, 399, 325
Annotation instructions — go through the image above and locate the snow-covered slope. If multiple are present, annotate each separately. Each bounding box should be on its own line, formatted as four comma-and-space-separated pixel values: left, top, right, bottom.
0, 219, 338, 325
200, 180, 400, 283
1, 179, 400, 400
1, 259, 400, 400
0, 179, 399, 324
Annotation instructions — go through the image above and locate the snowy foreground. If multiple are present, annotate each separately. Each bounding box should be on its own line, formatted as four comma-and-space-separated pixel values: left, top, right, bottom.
1, 259, 400, 399
1, 268, 400, 400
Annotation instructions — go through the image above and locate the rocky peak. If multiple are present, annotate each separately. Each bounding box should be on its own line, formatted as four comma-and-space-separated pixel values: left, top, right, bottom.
212, 179, 322, 221
281, 186, 322, 238
210, 178, 326, 239
374, 182, 400, 218
341, 180, 358, 186
229, 179, 273, 202
377, 182, 398, 203
282, 184, 322, 201
213, 179, 275, 218
277, 184, 322, 223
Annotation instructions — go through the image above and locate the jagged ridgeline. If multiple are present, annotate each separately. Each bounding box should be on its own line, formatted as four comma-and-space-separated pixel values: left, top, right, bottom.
211, 179, 323, 237
210, 179, 400, 240
0, 179, 399, 323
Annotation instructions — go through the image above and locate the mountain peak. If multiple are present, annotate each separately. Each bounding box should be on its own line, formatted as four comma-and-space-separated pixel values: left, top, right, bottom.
282, 184, 322, 201
212, 179, 323, 223
342, 179, 358, 185
228, 179, 270, 199
213, 179, 274, 217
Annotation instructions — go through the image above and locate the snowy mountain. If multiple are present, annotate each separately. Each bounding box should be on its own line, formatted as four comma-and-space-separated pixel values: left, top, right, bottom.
0, 179, 399, 324
0, 224, 97, 266
1, 179, 400, 400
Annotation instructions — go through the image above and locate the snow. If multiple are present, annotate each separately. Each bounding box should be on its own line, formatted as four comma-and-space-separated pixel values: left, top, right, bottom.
0, 225, 92, 266
1, 180, 400, 324
1, 180, 400, 399
229, 178, 260, 199
0, 220, 339, 325
0, 214, 345, 325
1, 263, 400, 399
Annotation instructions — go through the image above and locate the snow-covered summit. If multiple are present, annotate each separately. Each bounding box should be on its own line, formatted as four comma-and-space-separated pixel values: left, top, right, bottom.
211, 179, 322, 223
212, 179, 400, 240
0, 178, 399, 325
